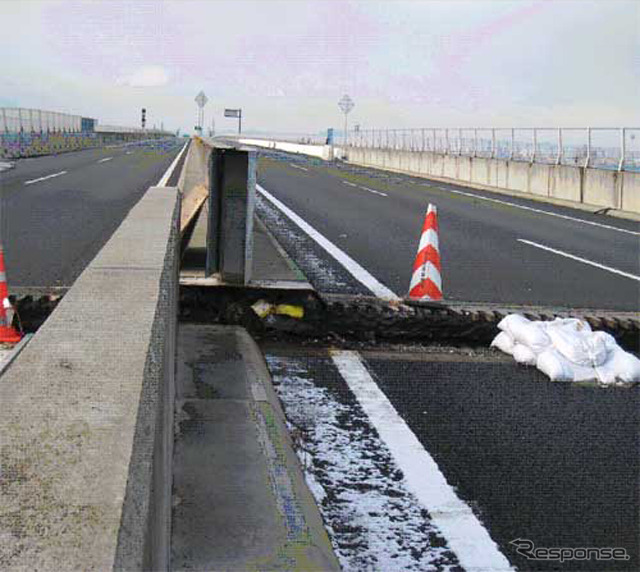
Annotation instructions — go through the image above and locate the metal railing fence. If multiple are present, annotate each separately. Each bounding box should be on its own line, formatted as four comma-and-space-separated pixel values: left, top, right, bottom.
348, 127, 640, 172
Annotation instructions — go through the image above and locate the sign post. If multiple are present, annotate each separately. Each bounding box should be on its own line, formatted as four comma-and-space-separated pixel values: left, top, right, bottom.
338, 94, 355, 146
224, 108, 242, 134
194, 91, 208, 135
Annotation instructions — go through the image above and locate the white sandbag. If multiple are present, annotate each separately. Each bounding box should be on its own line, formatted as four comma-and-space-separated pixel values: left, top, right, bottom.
537, 349, 574, 381
536, 348, 600, 382
497, 314, 530, 336
545, 317, 591, 333
491, 331, 515, 355
496, 313, 639, 384
513, 343, 537, 366
546, 323, 611, 368
513, 322, 550, 354
599, 347, 640, 383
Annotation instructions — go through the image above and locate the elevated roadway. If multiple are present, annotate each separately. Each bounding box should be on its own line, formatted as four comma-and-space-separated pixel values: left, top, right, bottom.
0, 139, 187, 294
255, 150, 639, 311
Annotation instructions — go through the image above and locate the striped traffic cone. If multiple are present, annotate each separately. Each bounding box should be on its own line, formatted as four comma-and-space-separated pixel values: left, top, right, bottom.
0, 246, 22, 343
408, 204, 443, 301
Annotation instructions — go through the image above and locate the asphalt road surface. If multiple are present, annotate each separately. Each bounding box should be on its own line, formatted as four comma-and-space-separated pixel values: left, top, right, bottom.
0, 139, 186, 294
252, 148, 639, 570
264, 343, 639, 571
256, 151, 639, 311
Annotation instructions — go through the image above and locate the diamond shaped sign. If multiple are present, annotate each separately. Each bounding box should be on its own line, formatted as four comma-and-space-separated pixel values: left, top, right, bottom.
195, 91, 208, 108
338, 94, 354, 115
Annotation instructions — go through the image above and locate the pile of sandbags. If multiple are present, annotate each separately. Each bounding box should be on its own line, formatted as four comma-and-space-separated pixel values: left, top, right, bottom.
491, 314, 640, 383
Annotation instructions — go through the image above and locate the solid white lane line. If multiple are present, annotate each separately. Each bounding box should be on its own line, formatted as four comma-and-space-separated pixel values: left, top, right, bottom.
518, 239, 640, 282
290, 163, 308, 172
343, 180, 358, 187
433, 185, 639, 236
331, 350, 513, 572
157, 141, 189, 187
24, 171, 67, 185
359, 185, 387, 197
98, 157, 113, 163
257, 184, 399, 300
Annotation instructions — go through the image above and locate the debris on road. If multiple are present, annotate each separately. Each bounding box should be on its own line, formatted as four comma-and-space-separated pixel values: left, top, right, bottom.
251, 299, 304, 319
492, 314, 640, 383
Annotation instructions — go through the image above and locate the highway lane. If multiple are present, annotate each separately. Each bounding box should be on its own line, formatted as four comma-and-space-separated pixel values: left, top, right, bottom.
254, 149, 640, 569
0, 138, 186, 293
256, 151, 639, 311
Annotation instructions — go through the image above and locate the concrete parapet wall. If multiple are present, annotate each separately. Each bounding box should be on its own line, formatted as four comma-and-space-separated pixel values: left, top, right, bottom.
622, 171, 640, 213
0, 185, 180, 570
549, 164, 582, 202
238, 137, 333, 160
0, 131, 173, 160
529, 163, 550, 197
346, 146, 640, 216
583, 168, 621, 208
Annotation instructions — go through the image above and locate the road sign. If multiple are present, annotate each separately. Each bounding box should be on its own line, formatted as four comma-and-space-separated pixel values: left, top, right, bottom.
195, 91, 208, 108
338, 94, 354, 115
224, 109, 241, 118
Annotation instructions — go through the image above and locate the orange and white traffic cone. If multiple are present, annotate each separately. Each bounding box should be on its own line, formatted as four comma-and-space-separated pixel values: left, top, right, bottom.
0, 246, 21, 344
408, 204, 443, 301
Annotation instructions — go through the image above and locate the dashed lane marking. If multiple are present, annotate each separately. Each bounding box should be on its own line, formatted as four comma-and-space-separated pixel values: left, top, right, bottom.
290, 164, 309, 172
360, 185, 387, 197
431, 185, 639, 236
518, 239, 640, 282
24, 171, 67, 185
343, 180, 387, 197
97, 157, 113, 163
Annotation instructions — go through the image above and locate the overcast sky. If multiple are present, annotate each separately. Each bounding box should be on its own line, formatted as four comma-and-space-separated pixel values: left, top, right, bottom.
1, 0, 638, 134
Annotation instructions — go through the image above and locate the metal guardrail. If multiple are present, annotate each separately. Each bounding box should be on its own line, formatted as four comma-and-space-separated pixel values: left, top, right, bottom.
348, 127, 640, 172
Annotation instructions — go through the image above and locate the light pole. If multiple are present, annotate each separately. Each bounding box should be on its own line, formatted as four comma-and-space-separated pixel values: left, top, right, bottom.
338, 94, 354, 146
194, 91, 208, 135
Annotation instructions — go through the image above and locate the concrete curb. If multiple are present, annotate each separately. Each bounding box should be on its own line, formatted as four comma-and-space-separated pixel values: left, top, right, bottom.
172, 324, 340, 570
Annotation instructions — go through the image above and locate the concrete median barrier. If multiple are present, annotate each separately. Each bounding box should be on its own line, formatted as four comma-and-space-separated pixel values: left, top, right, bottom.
0, 185, 180, 570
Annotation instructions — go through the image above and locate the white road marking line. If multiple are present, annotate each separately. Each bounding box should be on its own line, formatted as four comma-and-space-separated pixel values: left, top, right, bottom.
290, 163, 308, 172
331, 350, 513, 572
518, 239, 640, 282
257, 184, 399, 300
97, 157, 113, 163
343, 179, 387, 197
432, 184, 639, 236
24, 171, 67, 185
125, 151, 133, 155
157, 141, 189, 187
359, 185, 387, 197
